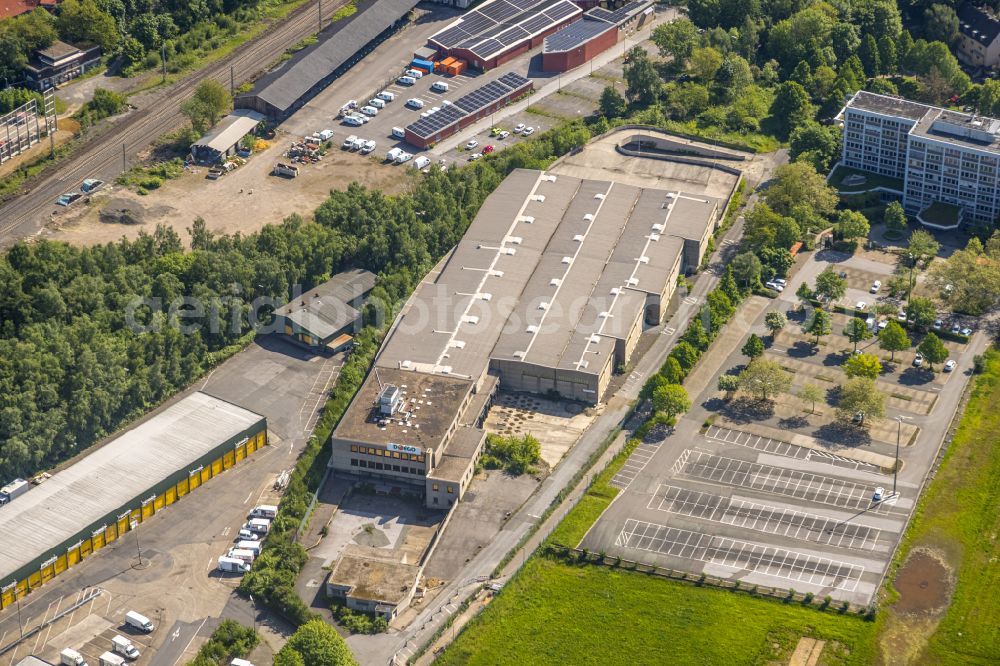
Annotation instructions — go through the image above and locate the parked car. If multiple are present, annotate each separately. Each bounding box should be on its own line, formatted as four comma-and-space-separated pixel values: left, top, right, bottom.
466, 139, 479, 149
765, 280, 784, 292
961, 326, 973, 336
391, 126, 405, 139
773, 278, 786, 286
513, 123, 525, 133
397, 76, 416, 86
342, 135, 357, 149
870, 280, 881, 293
468, 152, 482, 161
898, 310, 908, 322
933, 319, 943, 330
855, 301, 867, 311
360, 140, 377, 154
944, 359, 957, 372
56, 192, 82, 206
913, 352, 923, 367
406, 98, 424, 109
497, 130, 510, 139
360, 105, 378, 116
872, 486, 885, 502
522, 126, 535, 136
377, 90, 395, 102
482, 144, 494, 154
878, 319, 889, 331
404, 68, 423, 79
951, 323, 962, 334
81, 178, 103, 193
431, 81, 449, 92
368, 98, 385, 109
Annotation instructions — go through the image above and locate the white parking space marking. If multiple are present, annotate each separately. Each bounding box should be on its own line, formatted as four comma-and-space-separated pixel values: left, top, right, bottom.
704, 425, 881, 473
617, 519, 864, 591
610, 440, 661, 490
679, 450, 877, 510
649, 484, 882, 551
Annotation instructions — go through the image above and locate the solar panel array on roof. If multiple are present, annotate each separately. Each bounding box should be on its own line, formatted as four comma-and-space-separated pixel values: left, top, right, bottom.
587, 0, 651, 26
428, 0, 581, 61
544, 17, 614, 53
405, 73, 532, 139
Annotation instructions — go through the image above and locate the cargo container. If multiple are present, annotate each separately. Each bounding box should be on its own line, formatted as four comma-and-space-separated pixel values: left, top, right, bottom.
99, 652, 125, 666
411, 58, 434, 71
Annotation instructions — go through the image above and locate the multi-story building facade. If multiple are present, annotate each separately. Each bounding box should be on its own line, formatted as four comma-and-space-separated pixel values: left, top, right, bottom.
957, 4, 1000, 70
840, 91, 1000, 229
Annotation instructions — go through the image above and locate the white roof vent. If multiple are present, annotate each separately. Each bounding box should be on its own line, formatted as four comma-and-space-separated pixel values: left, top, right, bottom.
573, 234, 585, 242
626, 277, 639, 286
513, 350, 526, 358
599, 311, 611, 319
543, 174, 557, 182
538, 302, 550, 310
530, 194, 545, 202
649, 233, 660, 241
594, 193, 605, 200
638, 256, 650, 264
561, 256, 573, 264
506, 236, 523, 244
589, 334, 601, 343
652, 223, 665, 232
450, 340, 466, 349
477, 292, 492, 301
576, 360, 589, 369
667, 192, 678, 198
400, 360, 413, 369
583, 213, 594, 221
550, 278, 562, 286
610, 287, 621, 295
489, 269, 504, 277
518, 215, 534, 224
526, 325, 538, 333
462, 315, 479, 324
504, 247, 516, 255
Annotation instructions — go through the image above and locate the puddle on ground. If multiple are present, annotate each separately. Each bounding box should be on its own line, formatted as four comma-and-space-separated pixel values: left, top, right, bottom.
893, 550, 952, 615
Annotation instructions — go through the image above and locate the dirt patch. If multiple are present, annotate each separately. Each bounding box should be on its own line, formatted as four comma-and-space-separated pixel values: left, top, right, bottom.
893, 549, 953, 615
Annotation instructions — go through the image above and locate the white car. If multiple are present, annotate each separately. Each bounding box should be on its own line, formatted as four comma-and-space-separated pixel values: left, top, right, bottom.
933, 319, 943, 330
497, 130, 510, 139
406, 98, 424, 109
872, 487, 885, 502
522, 126, 535, 136
773, 278, 786, 286
870, 280, 881, 293
765, 280, 784, 292
961, 326, 973, 336
352, 113, 369, 124
466, 139, 479, 149
468, 152, 482, 161
404, 69, 423, 79
913, 352, 923, 367
343, 115, 363, 127
855, 301, 867, 311
513, 123, 526, 133
878, 319, 889, 331
944, 359, 957, 372
361, 105, 378, 116
368, 98, 385, 109
360, 140, 376, 154
342, 134, 357, 149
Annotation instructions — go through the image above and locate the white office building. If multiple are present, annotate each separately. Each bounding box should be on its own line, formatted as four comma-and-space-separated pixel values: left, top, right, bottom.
839, 90, 1000, 229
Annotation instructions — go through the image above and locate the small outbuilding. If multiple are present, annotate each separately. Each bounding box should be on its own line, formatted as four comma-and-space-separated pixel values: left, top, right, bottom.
190, 109, 265, 164
326, 548, 420, 620
273, 269, 376, 350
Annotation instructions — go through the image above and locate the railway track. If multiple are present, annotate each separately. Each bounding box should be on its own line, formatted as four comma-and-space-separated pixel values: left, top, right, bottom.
0, 0, 349, 245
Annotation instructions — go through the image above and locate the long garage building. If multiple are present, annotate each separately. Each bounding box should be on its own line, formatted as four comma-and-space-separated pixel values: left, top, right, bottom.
0, 392, 266, 610
330, 168, 720, 507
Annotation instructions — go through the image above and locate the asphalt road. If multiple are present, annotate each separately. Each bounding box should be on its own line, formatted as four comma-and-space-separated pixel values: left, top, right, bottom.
0, 0, 353, 248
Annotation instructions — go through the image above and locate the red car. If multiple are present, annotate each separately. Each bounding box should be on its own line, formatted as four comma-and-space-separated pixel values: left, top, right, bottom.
483, 144, 495, 154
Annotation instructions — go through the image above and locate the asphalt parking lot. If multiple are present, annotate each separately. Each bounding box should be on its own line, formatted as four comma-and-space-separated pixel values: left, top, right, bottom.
0, 336, 339, 666
583, 423, 906, 604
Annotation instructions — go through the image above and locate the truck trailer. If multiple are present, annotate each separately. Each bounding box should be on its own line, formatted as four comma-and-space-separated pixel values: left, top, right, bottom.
61, 647, 89, 666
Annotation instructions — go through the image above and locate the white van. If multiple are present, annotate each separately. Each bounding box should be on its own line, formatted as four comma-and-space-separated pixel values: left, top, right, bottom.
414, 156, 431, 169
247, 518, 270, 535
124, 611, 154, 633
237, 528, 259, 542
404, 69, 423, 79
361, 140, 377, 154
342, 135, 357, 149
431, 81, 449, 93
230, 659, 254, 666
343, 115, 363, 127
61, 648, 88, 666
228, 548, 255, 565
386, 147, 402, 162
368, 98, 385, 109
111, 635, 140, 660
249, 505, 277, 519
391, 127, 406, 139
99, 652, 125, 666
406, 98, 424, 109
218, 556, 250, 574
396, 151, 413, 164
397, 75, 416, 86
377, 90, 395, 102
360, 105, 378, 117
237, 540, 262, 556
317, 129, 334, 141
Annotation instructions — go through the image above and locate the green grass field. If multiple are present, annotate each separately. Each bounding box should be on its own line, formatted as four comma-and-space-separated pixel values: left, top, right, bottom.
437, 557, 877, 666
877, 348, 1000, 663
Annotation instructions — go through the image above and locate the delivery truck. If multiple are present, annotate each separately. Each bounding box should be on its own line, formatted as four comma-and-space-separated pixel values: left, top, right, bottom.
124, 611, 154, 633
99, 652, 125, 666
236, 540, 262, 556
247, 518, 270, 535
111, 635, 139, 660
249, 505, 278, 519
0, 478, 29, 504
61, 647, 89, 666
218, 556, 250, 573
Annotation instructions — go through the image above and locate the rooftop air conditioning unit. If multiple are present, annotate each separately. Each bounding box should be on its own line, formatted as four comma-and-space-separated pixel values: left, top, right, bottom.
527, 325, 538, 333
594, 193, 605, 200
506, 236, 523, 244
518, 216, 534, 224
529, 194, 545, 202
561, 256, 573, 264
573, 234, 585, 242
583, 213, 594, 221
550, 278, 562, 286
543, 174, 557, 182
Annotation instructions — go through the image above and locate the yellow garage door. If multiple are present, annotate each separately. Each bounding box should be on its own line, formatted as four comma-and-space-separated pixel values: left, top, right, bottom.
201, 465, 212, 484
154, 494, 165, 511
105, 523, 118, 543
235, 444, 246, 462
258, 431, 267, 448
165, 486, 177, 505
141, 502, 154, 520
177, 477, 189, 497
54, 554, 67, 574
189, 471, 201, 491
1, 586, 14, 610
223, 450, 235, 469
27, 571, 41, 590
92, 530, 106, 551
80, 539, 92, 559
40, 563, 55, 583
67, 546, 81, 567
117, 514, 129, 536
130, 508, 141, 525
15, 580, 28, 599
246, 436, 256, 454
211, 457, 223, 476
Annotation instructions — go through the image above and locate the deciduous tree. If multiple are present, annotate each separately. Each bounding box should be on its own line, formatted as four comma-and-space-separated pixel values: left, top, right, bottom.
884, 201, 907, 234
878, 320, 910, 361
804, 308, 832, 345
843, 317, 872, 352
838, 377, 885, 426
742, 333, 765, 362
844, 352, 882, 379
837, 209, 870, 241
917, 332, 948, 371
718, 374, 740, 400
814, 268, 847, 302
652, 383, 691, 420
738, 359, 792, 401
798, 383, 824, 413
764, 311, 787, 338
599, 85, 626, 118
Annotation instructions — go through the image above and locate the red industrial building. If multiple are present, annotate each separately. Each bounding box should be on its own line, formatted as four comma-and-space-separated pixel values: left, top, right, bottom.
427, 0, 583, 70
542, 0, 654, 72
405, 72, 533, 148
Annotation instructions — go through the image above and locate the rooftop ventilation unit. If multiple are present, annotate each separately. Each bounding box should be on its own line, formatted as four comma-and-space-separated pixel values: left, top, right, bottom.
527, 325, 539, 333
626, 277, 639, 286
573, 234, 585, 242
506, 236, 523, 244
652, 223, 665, 232
529, 194, 545, 202
461, 315, 479, 324
638, 256, 650, 264
538, 302, 550, 310
518, 215, 534, 224
550, 278, 562, 286
477, 292, 492, 301
513, 351, 526, 358
449, 340, 466, 349
400, 360, 413, 369
378, 385, 402, 416
594, 193, 605, 200
649, 233, 660, 241
589, 334, 601, 343
561, 256, 573, 264
576, 360, 589, 369
489, 269, 504, 277
504, 248, 516, 255
583, 213, 594, 221
599, 311, 611, 318
543, 174, 557, 182
610, 287, 621, 295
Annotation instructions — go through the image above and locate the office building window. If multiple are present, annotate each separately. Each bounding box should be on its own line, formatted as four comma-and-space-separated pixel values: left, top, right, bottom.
375, 462, 383, 470
392, 465, 400, 472
432, 484, 439, 491
350, 459, 358, 466
350, 445, 358, 452
447, 486, 454, 494
376, 449, 383, 456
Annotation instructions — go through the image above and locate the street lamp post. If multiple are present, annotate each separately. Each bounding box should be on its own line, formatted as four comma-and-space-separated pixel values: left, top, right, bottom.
131, 520, 142, 565
894, 418, 901, 495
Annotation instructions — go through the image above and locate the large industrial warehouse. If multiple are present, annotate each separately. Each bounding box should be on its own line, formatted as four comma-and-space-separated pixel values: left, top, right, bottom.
235, 0, 418, 119
427, 0, 583, 70
0, 392, 266, 609
404, 72, 533, 148
330, 169, 721, 506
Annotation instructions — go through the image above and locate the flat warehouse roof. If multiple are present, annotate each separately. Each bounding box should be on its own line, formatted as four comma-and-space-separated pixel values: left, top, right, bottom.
191, 109, 264, 153
0, 392, 264, 579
